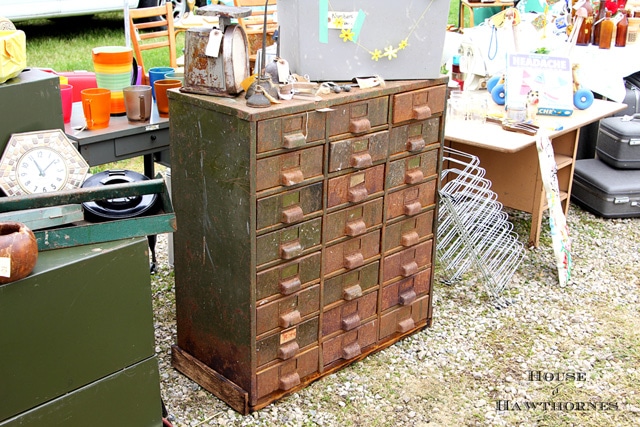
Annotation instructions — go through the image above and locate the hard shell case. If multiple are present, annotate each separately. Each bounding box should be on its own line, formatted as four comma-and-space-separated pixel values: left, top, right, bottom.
571, 158, 640, 218
595, 115, 640, 169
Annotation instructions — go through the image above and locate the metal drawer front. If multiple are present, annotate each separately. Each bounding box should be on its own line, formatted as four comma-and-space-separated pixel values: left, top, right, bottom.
257, 182, 323, 232
256, 145, 324, 192
385, 180, 436, 220
386, 149, 439, 190
323, 230, 381, 276
324, 197, 383, 243
255, 346, 319, 403
391, 86, 446, 124
322, 291, 378, 337
327, 164, 385, 209
256, 284, 320, 336
379, 294, 431, 340
383, 210, 434, 253
256, 317, 319, 368
323, 261, 380, 306
257, 111, 326, 154
382, 240, 433, 284
256, 218, 322, 267
328, 131, 389, 172
321, 319, 377, 367
114, 128, 169, 157
381, 268, 432, 312
256, 252, 322, 301
327, 97, 389, 138
389, 118, 440, 157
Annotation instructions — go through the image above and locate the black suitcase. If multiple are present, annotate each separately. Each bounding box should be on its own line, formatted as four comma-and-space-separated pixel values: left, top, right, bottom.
572, 159, 640, 218
615, 81, 640, 117
595, 115, 640, 169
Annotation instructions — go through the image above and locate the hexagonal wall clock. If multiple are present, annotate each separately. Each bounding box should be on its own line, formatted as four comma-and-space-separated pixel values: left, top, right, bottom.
0, 129, 89, 196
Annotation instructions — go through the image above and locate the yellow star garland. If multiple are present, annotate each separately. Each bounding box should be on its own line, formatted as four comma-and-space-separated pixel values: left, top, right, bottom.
340, 28, 355, 42
383, 45, 398, 60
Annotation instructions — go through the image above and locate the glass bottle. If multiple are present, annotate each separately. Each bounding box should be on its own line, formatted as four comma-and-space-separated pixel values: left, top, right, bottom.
616, 9, 629, 46
599, 10, 615, 48
592, 0, 608, 45
576, 16, 594, 45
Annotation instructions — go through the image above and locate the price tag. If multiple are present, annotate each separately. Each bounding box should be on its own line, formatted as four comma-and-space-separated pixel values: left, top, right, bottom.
0, 257, 11, 278
205, 29, 223, 58
277, 59, 290, 84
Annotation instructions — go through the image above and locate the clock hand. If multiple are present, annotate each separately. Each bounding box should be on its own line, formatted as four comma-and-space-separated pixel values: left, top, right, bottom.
42, 159, 58, 175
29, 155, 46, 176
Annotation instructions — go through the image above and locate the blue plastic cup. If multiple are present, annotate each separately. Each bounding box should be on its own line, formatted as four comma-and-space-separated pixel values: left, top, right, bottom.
148, 67, 175, 99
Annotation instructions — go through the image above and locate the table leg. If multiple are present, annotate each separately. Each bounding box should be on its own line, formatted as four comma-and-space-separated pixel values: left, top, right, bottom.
144, 153, 156, 178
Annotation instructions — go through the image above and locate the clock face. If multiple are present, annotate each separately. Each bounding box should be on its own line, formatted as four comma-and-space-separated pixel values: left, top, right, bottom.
17, 147, 69, 193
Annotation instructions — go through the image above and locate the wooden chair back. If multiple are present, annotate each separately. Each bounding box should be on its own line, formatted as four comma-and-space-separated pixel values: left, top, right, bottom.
233, 0, 278, 70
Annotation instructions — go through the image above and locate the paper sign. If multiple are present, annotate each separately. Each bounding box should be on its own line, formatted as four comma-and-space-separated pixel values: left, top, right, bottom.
205, 29, 223, 58
0, 257, 10, 278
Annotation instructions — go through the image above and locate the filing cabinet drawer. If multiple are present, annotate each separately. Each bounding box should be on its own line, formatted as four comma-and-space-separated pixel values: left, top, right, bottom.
322, 319, 377, 367
257, 252, 321, 301
257, 182, 323, 232
391, 85, 446, 124
256, 145, 324, 192
329, 131, 389, 172
255, 346, 319, 402
386, 149, 439, 190
385, 180, 436, 220
322, 291, 378, 337
383, 210, 434, 253
256, 317, 319, 368
257, 111, 326, 154
324, 198, 383, 243
389, 118, 440, 157
379, 294, 431, 340
324, 230, 381, 276
381, 268, 432, 312
256, 285, 320, 336
323, 261, 380, 306
327, 164, 385, 209
327, 97, 389, 138
382, 240, 433, 283
256, 218, 322, 267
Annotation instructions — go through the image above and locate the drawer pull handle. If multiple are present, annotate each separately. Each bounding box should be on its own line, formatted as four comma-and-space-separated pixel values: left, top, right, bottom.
406, 137, 426, 152
341, 313, 361, 331
348, 186, 368, 203
349, 117, 371, 134
404, 201, 422, 216
399, 288, 417, 306
413, 105, 432, 120
405, 169, 424, 185
281, 168, 304, 186
350, 152, 373, 169
279, 372, 301, 391
277, 341, 300, 360
279, 276, 302, 295
343, 284, 363, 301
401, 230, 420, 247
342, 342, 361, 360
397, 317, 415, 333
345, 219, 367, 237
281, 205, 304, 224
279, 310, 302, 329
401, 261, 418, 277
280, 240, 303, 260
283, 132, 306, 149
344, 252, 364, 270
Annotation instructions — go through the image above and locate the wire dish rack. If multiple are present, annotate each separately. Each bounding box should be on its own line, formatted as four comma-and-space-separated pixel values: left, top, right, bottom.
436, 147, 525, 307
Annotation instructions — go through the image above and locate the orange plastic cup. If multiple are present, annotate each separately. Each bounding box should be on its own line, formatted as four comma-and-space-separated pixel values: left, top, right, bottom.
81, 88, 112, 129
154, 79, 182, 116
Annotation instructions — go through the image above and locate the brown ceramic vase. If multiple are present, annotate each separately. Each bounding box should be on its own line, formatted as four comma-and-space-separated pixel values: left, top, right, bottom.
0, 222, 38, 284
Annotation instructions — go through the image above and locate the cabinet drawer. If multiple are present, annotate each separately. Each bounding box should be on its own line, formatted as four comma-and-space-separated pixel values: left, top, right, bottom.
257, 182, 323, 232
383, 210, 434, 253
381, 268, 431, 312
255, 346, 319, 403
257, 252, 321, 301
324, 198, 383, 243
324, 230, 381, 276
256, 218, 322, 267
323, 261, 379, 306
389, 118, 440, 157
256, 284, 320, 336
385, 180, 436, 220
322, 319, 377, 367
322, 291, 378, 337
379, 294, 431, 341
391, 86, 446, 124
327, 97, 389, 138
114, 127, 169, 157
257, 111, 326, 154
256, 316, 319, 368
256, 145, 324, 193
386, 149, 439, 190
327, 164, 385, 209
328, 131, 389, 173
382, 240, 433, 283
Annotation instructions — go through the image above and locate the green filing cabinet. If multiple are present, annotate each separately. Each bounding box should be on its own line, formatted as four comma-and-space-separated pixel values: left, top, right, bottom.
0, 237, 162, 427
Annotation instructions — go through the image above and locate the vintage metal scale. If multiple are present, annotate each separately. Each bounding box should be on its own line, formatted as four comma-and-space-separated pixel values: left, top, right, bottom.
181, 4, 252, 97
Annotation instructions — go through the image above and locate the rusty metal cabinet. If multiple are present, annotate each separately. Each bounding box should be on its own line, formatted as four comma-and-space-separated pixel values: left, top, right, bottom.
168, 79, 446, 414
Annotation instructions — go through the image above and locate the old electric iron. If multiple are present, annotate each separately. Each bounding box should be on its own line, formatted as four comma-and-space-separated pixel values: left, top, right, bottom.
181, 4, 252, 96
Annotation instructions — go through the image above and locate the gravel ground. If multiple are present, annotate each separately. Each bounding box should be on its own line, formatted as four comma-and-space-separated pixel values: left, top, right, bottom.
150, 203, 640, 427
